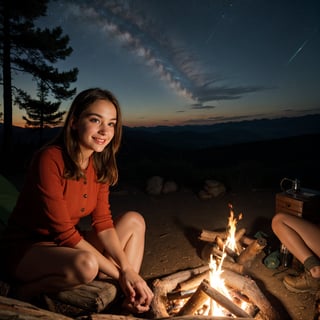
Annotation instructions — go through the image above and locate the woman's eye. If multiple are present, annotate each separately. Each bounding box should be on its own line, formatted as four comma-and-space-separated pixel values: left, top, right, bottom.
90, 118, 100, 123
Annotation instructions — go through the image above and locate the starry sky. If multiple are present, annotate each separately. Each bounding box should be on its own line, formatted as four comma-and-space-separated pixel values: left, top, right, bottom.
8, 0, 320, 127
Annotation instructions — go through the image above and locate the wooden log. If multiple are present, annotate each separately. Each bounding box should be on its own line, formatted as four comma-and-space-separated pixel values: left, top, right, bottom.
200, 279, 252, 318
0, 295, 73, 319
82, 314, 254, 320
52, 280, 118, 313
216, 236, 238, 260
200, 243, 235, 263
152, 266, 279, 320
234, 228, 246, 254
198, 229, 226, 242
240, 235, 255, 246
221, 269, 281, 320
177, 280, 209, 315
151, 265, 209, 318
221, 260, 244, 274
167, 289, 196, 301
237, 237, 267, 268
177, 271, 209, 291
235, 228, 246, 242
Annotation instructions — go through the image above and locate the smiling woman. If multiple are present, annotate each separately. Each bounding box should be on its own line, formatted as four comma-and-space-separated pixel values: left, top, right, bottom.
0, 88, 154, 314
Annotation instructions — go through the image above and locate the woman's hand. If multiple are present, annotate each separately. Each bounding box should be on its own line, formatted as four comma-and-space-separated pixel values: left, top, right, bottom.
119, 267, 154, 313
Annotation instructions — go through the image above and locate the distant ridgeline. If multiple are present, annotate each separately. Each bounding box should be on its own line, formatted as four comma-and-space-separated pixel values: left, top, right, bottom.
122, 114, 320, 150
1, 114, 320, 149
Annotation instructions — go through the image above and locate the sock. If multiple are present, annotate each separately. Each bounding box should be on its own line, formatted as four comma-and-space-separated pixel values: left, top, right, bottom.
304, 255, 320, 271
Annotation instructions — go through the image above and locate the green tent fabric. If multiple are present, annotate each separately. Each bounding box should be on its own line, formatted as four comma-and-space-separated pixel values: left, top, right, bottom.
0, 175, 19, 228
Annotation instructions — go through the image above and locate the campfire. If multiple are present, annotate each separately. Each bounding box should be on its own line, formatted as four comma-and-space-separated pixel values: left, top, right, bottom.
151, 204, 280, 320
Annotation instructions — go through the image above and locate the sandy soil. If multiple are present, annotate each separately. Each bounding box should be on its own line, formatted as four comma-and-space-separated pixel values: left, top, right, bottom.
107, 182, 317, 320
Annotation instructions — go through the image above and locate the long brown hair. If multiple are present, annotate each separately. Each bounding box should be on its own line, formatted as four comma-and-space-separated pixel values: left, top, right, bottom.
50, 88, 122, 185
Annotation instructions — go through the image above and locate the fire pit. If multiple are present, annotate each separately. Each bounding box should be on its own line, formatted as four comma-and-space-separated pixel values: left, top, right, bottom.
150, 205, 281, 320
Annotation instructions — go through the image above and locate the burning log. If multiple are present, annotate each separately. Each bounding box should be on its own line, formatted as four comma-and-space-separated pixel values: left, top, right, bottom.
198, 229, 226, 242
151, 265, 209, 318
216, 236, 238, 260
220, 260, 244, 274
237, 238, 267, 268
177, 280, 210, 316
177, 271, 209, 291
167, 289, 196, 301
221, 269, 280, 320
235, 228, 247, 242
199, 279, 252, 318
201, 243, 235, 263
152, 266, 280, 320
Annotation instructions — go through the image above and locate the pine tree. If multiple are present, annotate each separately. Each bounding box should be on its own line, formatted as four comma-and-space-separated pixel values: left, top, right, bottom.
0, 0, 78, 152
15, 81, 66, 144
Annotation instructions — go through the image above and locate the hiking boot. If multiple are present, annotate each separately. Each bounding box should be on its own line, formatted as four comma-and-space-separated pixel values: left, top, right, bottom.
283, 271, 320, 293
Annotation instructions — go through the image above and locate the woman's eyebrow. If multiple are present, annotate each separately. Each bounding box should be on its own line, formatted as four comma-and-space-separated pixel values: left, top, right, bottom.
86, 112, 117, 121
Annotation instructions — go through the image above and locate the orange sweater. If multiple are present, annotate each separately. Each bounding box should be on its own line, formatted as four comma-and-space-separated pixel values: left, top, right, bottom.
7, 145, 114, 247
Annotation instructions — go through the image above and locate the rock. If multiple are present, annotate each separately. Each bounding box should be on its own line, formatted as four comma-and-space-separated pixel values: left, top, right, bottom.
146, 176, 164, 195
162, 180, 178, 194
203, 180, 226, 197
198, 189, 212, 200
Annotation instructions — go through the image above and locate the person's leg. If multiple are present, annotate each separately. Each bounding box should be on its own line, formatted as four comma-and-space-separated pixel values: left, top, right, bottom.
13, 243, 99, 300
114, 211, 146, 273
85, 211, 147, 311
272, 213, 320, 292
85, 211, 146, 274
272, 213, 320, 266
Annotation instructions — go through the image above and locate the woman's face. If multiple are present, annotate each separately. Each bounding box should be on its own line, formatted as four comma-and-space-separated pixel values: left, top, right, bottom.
72, 99, 117, 158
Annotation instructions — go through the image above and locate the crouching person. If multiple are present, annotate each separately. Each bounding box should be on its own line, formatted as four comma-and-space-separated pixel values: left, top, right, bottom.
0, 88, 154, 313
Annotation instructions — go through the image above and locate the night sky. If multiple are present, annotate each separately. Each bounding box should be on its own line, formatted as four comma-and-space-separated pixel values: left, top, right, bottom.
8, 0, 320, 127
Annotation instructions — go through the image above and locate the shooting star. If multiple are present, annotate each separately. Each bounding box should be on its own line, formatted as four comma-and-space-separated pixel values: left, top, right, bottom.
286, 38, 310, 65
286, 28, 318, 65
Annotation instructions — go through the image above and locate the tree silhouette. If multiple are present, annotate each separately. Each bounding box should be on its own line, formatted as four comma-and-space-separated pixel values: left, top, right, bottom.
15, 81, 66, 144
0, 0, 78, 153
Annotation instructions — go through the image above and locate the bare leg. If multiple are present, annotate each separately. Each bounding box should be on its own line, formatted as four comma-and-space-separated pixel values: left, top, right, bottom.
272, 213, 320, 278
85, 211, 148, 311
114, 211, 146, 272
13, 244, 99, 300
85, 211, 146, 275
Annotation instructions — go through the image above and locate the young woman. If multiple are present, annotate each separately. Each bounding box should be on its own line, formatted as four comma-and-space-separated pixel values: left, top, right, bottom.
1, 88, 154, 313
272, 212, 320, 293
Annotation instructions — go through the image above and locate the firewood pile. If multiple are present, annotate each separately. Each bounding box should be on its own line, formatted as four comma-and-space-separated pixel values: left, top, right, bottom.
151, 265, 281, 320
150, 205, 281, 320
199, 227, 267, 273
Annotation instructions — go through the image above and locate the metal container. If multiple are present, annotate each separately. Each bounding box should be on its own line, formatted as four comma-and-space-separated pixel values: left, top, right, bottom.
280, 244, 292, 267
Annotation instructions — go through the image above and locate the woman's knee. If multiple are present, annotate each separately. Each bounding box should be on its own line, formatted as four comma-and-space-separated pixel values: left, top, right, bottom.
271, 212, 286, 233
123, 211, 146, 232
73, 251, 99, 284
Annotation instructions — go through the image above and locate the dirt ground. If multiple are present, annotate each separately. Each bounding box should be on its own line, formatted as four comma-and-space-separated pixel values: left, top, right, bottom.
107, 182, 317, 320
